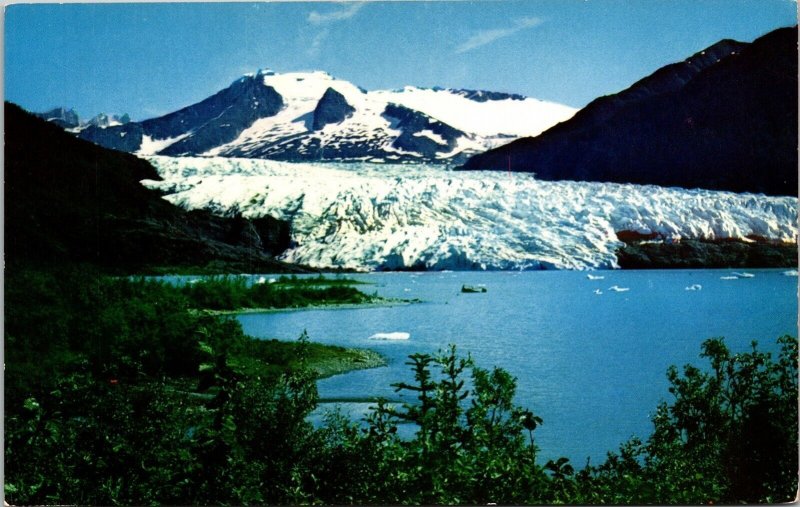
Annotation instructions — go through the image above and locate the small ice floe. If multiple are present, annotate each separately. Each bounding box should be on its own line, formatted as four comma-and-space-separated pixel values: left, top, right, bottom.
403, 288, 412, 292
685, 284, 702, 291
255, 276, 267, 284
187, 279, 201, 284
586, 273, 605, 280
732, 272, 755, 278
608, 285, 630, 292
594, 289, 603, 295
369, 332, 410, 340
783, 269, 798, 277
720, 276, 739, 280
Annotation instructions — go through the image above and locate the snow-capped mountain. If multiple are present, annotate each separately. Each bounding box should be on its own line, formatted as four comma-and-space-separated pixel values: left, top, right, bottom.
86, 112, 131, 128
142, 156, 798, 271
72, 69, 576, 164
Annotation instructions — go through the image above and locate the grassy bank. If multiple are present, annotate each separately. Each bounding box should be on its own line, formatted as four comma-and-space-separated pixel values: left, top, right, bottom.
176, 274, 385, 311
203, 299, 417, 316
233, 335, 386, 380
5, 266, 387, 400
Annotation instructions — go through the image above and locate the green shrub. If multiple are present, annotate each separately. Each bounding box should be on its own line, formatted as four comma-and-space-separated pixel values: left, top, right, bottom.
577, 335, 799, 504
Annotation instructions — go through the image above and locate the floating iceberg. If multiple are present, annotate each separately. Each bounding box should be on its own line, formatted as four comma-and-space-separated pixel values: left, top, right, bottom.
368, 332, 410, 340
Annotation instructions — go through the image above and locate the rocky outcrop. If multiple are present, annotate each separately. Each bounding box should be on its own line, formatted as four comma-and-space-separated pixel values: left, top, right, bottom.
34, 107, 81, 129
616, 237, 797, 269
312, 87, 355, 130
450, 88, 526, 102
87, 112, 131, 127
460, 26, 798, 196
383, 103, 464, 158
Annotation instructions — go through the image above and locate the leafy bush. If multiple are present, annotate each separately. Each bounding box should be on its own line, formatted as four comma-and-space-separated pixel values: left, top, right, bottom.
577, 336, 798, 504
304, 346, 554, 504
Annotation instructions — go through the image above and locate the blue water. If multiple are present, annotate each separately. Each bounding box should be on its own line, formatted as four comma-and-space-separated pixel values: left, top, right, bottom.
237, 269, 798, 464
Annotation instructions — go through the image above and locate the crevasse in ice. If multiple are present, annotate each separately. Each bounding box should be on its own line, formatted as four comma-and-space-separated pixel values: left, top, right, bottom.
142, 156, 798, 271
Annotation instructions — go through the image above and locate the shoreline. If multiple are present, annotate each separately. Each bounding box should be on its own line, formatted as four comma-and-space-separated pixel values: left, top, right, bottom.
202, 299, 420, 316
311, 348, 388, 380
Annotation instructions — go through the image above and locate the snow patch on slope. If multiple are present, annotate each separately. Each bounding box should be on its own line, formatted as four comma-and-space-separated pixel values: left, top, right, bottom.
142, 156, 798, 271
139, 133, 192, 156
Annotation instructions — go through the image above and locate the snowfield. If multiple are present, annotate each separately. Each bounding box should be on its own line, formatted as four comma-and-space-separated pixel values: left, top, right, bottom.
142, 156, 798, 271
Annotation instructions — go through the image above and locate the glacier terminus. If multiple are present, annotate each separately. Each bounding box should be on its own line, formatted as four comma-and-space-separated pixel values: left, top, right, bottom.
143, 156, 797, 272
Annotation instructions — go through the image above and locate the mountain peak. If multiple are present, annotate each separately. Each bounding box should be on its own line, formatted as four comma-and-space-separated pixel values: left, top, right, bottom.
34, 107, 81, 129
312, 87, 355, 131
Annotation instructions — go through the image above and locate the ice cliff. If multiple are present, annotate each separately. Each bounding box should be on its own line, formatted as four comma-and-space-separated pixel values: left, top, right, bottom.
142, 156, 797, 271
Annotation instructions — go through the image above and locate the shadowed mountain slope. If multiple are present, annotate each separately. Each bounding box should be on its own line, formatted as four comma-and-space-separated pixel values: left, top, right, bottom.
5, 102, 302, 273
460, 26, 798, 196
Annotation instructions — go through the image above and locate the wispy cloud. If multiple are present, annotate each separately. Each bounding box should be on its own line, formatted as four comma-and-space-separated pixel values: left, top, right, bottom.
456, 16, 543, 54
307, 28, 331, 58
308, 2, 365, 26
305, 2, 365, 57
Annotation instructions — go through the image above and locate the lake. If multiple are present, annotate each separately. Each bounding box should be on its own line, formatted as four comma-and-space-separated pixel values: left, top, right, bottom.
237, 268, 797, 464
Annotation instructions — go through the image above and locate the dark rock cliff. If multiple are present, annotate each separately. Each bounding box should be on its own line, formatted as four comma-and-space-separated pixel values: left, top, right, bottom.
80, 122, 145, 153
312, 87, 355, 131
383, 103, 464, 158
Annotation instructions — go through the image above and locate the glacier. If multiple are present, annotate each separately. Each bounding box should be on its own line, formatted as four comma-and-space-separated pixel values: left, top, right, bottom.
142, 156, 798, 271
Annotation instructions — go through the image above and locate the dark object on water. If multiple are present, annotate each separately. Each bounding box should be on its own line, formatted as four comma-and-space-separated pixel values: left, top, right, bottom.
461, 284, 487, 293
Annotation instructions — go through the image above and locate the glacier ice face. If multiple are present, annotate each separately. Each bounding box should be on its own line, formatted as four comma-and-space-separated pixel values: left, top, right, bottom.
142, 156, 798, 271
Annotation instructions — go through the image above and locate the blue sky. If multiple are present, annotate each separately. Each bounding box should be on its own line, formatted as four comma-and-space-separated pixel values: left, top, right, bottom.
5, 1, 797, 120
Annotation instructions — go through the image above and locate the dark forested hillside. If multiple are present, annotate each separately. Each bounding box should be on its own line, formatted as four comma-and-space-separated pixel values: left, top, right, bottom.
5, 102, 300, 273
460, 26, 798, 196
